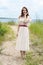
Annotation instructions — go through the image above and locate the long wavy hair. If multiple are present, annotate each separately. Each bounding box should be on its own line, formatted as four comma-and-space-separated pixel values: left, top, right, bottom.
20, 7, 29, 18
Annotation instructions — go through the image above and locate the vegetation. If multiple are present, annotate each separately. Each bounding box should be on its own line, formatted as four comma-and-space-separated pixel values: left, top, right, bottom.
0, 22, 16, 45
6, 21, 16, 25
30, 21, 43, 39
0, 20, 43, 65
25, 51, 43, 65
25, 20, 43, 65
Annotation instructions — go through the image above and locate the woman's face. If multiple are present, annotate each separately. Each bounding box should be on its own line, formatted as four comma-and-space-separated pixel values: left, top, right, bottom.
22, 8, 27, 15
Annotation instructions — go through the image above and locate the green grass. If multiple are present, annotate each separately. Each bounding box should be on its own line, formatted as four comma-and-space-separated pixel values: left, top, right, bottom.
29, 21, 43, 38
25, 20, 43, 65
5, 21, 17, 25
0, 22, 16, 45
25, 51, 43, 65
29, 21, 43, 44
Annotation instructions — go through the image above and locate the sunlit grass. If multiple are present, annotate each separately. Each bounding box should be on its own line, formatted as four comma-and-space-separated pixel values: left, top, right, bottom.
30, 21, 43, 38
29, 21, 43, 44
0, 22, 16, 45
25, 20, 43, 65
5, 21, 17, 25
25, 51, 43, 65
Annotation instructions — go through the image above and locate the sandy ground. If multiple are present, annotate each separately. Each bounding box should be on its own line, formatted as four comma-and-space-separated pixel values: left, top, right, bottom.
0, 25, 25, 65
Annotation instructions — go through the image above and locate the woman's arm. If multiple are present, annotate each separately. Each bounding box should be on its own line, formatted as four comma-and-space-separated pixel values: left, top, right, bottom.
24, 16, 32, 24
16, 16, 20, 36
17, 25, 20, 32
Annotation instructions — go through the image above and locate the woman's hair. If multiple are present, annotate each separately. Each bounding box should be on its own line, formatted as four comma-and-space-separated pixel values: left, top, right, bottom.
20, 6, 29, 18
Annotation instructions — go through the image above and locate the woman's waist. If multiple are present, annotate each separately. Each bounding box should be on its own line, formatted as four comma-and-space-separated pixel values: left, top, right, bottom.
19, 24, 28, 27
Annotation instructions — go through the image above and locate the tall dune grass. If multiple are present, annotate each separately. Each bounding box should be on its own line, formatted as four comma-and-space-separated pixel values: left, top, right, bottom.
0, 22, 15, 45
29, 21, 43, 44
25, 20, 43, 65
30, 21, 43, 38
4, 21, 17, 25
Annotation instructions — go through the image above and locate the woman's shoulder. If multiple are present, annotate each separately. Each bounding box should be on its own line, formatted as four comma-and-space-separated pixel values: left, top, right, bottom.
18, 16, 23, 22
18, 15, 21, 19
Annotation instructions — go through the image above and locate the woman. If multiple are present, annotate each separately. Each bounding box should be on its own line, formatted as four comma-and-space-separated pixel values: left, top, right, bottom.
15, 6, 31, 59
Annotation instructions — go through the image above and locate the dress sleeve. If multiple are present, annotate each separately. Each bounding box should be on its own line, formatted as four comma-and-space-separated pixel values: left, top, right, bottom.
27, 16, 32, 26
27, 16, 31, 22
18, 17, 25, 25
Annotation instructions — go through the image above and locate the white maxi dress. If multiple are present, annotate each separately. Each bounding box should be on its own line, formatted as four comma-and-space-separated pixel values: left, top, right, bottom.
15, 16, 31, 51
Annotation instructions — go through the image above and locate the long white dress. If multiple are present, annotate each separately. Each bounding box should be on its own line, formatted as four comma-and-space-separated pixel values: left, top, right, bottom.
15, 16, 31, 51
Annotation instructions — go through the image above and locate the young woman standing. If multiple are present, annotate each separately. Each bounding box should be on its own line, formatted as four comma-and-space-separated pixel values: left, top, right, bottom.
15, 6, 31, 59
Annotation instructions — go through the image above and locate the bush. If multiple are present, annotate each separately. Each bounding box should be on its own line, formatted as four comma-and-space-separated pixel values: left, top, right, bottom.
25, 20, 43, 65
0, 23, 9, 36
0, 22, 15, 45
30, 21, 43, 38
7, 21, 16, 25
25, 51, 43, 65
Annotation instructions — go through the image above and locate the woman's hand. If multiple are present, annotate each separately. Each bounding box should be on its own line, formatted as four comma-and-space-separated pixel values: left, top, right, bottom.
24, 13, 27, 23
24, 13, 27, 17
16, 31, 18, 37
16, 33, 18, 37
16, 25, 19, 37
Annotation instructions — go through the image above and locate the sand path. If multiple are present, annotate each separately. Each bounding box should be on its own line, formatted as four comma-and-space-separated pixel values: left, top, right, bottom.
0, 25, 25, 65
